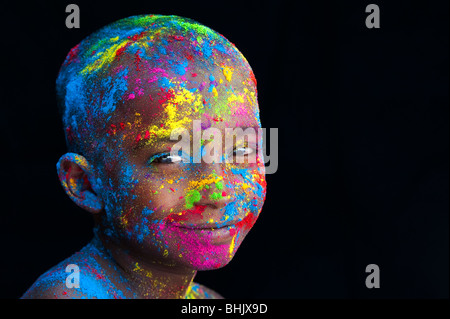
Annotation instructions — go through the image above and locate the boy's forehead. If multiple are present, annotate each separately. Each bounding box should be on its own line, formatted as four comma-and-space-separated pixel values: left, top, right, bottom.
58, 15, 263, 159
100, 53, 259, 134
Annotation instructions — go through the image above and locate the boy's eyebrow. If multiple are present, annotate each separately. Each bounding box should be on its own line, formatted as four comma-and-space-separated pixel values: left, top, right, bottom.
132, 136, 181, 151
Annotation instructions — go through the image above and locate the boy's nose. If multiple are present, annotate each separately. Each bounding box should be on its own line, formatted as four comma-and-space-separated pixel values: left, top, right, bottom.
194, 180, 232, 210
195, 186, 232, 209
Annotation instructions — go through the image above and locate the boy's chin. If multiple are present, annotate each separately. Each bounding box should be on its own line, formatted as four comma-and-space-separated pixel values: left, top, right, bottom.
183, 241, 246, 270
188, 253, 237, 271
176, 234, 247, 270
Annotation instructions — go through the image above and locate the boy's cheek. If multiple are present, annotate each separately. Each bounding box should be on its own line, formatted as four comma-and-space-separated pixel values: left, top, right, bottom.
113, 181, 188, 223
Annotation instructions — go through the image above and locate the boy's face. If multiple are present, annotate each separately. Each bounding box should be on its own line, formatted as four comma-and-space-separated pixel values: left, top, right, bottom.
85, 53, 266, 270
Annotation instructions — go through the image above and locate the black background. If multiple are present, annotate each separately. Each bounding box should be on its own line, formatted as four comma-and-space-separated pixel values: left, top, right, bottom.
0, 0, 448, 299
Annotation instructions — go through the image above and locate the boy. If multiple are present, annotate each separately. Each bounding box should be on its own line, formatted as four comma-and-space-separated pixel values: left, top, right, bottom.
22, 14, 266, 299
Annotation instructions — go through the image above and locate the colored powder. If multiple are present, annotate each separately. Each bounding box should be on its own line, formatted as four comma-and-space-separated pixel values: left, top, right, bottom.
185, 189, 202, 209
215, 181, 224, 190
142, 207, 154, 216
209, 193, 222, 200
99, 67, 129, 115
222, 66, 233, 82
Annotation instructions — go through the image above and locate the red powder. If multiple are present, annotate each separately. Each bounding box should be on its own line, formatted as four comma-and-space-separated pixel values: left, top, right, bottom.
158, 88, 176, 105
66, 126, 74, 141
110, 124, 117, 135
249, 70, 257, 87
135, 50, 142, 71
66, 44, 80, 64
166, 205, 207, 223
191, 73, 197, 77
82, 175, 90, 190
115, 42, 131, 59
128, 30, 148, 42
235, 213, 258, 231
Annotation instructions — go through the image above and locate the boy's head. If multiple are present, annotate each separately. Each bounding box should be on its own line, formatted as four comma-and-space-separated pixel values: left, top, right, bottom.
56, 15, 266, 270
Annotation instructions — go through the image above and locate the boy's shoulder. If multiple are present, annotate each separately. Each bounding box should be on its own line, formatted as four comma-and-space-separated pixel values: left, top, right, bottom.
21, 244, 223, 299
186, 282, 224, 299
21, 249, 122, 299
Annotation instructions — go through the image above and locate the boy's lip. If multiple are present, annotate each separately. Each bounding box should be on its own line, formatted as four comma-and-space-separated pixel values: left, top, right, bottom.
167, 221, 239, 230
164, 204, 240, 227
168, 222, 240, 243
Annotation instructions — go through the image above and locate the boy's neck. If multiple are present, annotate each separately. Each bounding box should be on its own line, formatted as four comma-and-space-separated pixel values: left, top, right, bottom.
91, 230, 197, 299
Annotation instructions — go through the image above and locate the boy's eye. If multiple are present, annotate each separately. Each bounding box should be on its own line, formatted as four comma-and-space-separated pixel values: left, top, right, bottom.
149, 153, 183, 164
233, 147, 254, 156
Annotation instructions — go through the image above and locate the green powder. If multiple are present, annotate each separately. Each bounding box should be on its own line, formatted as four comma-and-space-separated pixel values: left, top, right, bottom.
185, 190, 202, 209
209, 193, 222, 200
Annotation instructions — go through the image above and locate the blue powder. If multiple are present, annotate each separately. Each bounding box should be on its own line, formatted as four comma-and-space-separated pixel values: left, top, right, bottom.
213, 43, 227, 53
158, 76, 173, 89
65, 76, 86, 121
122, 164, 134, 181
158, 46, 167, 55
142, 207, 154, 216
201, 39, 213, 58
78, 272, 111, 299
99, 67, 129, 115
220, 201, 240, 223
174, 60, 188, 76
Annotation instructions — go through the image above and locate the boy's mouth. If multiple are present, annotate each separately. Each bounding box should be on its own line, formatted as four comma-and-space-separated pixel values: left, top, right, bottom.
169, 221, 239, 230
164, 212, 258, 246
164, 203, 252, 230
167, 222, 240, 244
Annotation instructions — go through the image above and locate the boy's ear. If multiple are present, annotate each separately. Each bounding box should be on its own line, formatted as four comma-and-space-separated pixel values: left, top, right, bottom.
56, 153, 104, 214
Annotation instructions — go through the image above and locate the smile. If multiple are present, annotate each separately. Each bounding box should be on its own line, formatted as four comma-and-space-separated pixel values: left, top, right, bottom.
167, 221, 242, 243
168, 221, 238, 231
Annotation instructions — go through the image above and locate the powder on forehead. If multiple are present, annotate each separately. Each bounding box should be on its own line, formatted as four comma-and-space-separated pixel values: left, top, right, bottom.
56, 14, 257, 157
